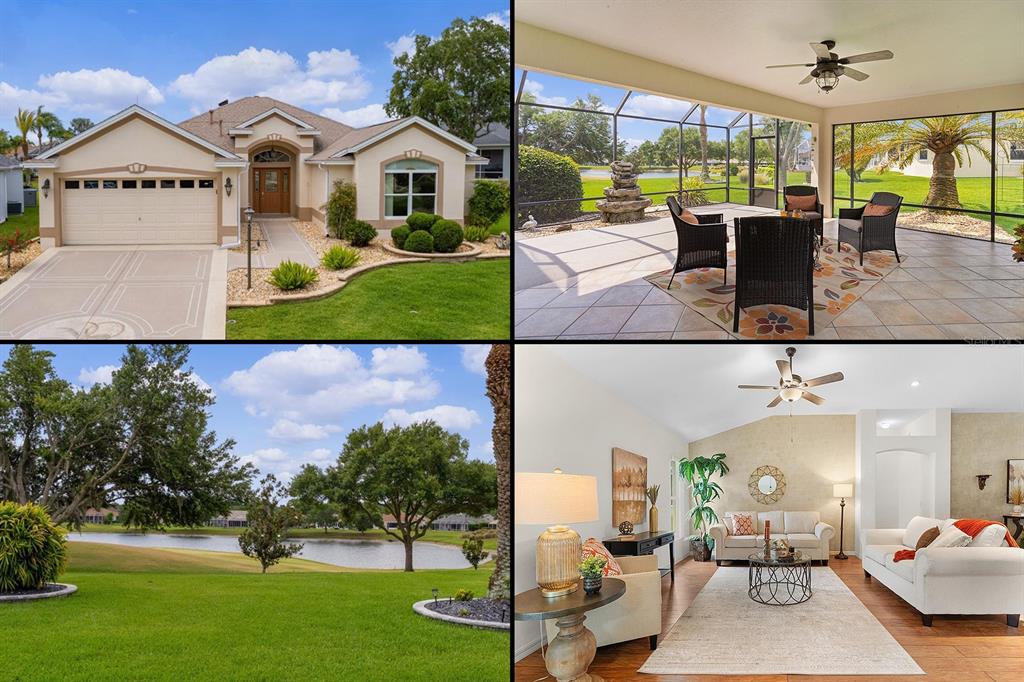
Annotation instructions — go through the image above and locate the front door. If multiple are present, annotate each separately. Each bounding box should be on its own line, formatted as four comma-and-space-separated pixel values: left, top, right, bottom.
253, 168, 289, 213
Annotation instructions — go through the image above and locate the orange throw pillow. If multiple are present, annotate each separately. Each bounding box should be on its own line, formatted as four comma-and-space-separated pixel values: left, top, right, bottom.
679, 207, 700, 225
581, 538, 623, 576
915, 526, 940, 549
785, 193, 817, 211
732, 513, 754, 535
863, 202, 897, 217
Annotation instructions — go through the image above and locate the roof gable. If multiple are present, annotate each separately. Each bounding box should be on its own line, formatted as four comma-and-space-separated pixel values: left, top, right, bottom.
235, 107, 316, 131
331, 117, 478, 157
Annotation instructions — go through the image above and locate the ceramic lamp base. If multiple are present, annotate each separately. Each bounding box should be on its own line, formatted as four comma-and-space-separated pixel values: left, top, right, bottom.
537, 525, 581, 598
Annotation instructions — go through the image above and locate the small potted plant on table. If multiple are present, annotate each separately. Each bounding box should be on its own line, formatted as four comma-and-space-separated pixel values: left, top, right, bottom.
578, 556, 607, 595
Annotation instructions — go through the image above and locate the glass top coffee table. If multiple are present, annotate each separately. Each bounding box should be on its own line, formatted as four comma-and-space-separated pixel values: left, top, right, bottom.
748, 550, 813, 605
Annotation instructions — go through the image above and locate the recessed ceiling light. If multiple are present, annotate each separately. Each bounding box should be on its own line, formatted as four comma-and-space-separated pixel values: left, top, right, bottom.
910, 381, 920, 387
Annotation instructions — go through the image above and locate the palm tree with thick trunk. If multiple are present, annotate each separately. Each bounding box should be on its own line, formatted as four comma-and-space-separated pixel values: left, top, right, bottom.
14, 108, 35, 159
698, 105, 709, 181
485, 344, 509, 599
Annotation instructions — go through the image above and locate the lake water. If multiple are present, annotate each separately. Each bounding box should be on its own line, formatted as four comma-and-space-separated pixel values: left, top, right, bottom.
68, 532, 474, 570
580, 169, 679, 179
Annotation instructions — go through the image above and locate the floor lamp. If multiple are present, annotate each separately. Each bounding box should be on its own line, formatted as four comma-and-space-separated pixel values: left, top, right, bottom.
833, 483, 853, 560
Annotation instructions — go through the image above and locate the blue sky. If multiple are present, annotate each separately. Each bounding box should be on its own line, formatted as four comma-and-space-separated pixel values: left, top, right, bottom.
1, 0, 509, 135
3, 343, 497, 483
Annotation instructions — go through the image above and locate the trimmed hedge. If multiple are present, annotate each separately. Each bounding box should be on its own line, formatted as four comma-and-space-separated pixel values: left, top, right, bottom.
0, 502, 68, 592
431, 219, 464, 253
467, 179, 509, 226
347, 221, 377, 247
403, 230, 434, 253
323, 180, 357, 239
407, 212, 440, 232
391, 225, 411, 249
517, 145, 582, 225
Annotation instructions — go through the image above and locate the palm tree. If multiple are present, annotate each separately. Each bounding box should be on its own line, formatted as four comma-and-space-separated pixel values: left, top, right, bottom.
14, 108, 35, 159
36, 110, 66, 143
698, 104, 709, 180
484, 343, 509, 600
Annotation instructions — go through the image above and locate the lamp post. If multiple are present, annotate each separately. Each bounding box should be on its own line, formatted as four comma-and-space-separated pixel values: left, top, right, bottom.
244, 207, 256, 289
833, 483, 853, 560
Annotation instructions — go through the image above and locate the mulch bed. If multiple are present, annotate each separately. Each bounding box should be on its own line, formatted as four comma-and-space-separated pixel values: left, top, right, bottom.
425, 598, 510, 624
0, 240, 43, 282
517, 208, 672, 239
0, 583, 66, 597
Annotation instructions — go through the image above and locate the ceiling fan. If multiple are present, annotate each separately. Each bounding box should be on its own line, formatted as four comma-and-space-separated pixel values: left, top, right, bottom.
738, 347, 844, 408
765, 40, 894, 93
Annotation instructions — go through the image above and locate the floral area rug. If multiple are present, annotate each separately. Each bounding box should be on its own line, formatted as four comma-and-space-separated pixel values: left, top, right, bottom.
645, 239, 903, 339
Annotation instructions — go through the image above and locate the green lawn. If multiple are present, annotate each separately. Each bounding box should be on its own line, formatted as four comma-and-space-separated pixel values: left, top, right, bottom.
1, 543, 505, 681
0, 204, 39, 241
76, 523, 497, 550
226, 259, 509, 339
577, 171, 809, 212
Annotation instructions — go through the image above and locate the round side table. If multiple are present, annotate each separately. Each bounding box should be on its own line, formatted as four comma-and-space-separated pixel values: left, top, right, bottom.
514, 578, 625, 682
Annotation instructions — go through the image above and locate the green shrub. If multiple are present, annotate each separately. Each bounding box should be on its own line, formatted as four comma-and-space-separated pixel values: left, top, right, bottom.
391, 225, 411, 249
347, 221, 377, 247
463, 226, 490, 242
461, 537, 486, 570
458, 607, 471, 617
680, 177, 710, 207
517, 145, 582, 225
403, 230, 434, 253
467, 179, 510, 226
407, 212, 439, 232
322, 180, 357, 239
268, 260, 318, 291
321, 245, 361, 270
454, 588, 474, 601
0, 502, 68, 592
729, 165, 739, 176
431, 219, 463, 253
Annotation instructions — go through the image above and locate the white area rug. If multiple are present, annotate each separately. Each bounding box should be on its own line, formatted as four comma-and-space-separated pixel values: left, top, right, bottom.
639, 567, 924, 676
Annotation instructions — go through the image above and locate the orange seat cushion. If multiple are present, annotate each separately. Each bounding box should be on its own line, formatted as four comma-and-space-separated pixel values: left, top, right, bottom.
863, 202, 897, 216
679, 207, 700, 225
785, 193, 817, 211
581, 537, 623, 576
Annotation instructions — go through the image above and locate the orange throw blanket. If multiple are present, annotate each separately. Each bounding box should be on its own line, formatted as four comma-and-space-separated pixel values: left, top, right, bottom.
893, 519, 1019, 562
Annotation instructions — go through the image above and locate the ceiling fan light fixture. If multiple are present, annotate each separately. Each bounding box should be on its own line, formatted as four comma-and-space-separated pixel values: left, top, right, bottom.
780, 387, 803, 402
815, 70, 839, 93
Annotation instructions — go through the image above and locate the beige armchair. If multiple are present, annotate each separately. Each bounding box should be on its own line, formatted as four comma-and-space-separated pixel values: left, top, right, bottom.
544, 554, 663, 650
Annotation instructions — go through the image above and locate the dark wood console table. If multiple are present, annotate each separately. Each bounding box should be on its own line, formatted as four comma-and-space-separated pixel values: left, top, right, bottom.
602, 530, 675, 582
1003, 514, 1024, 544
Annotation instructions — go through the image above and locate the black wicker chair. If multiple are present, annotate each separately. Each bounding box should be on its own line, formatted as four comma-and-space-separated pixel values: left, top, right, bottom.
732, 216, 816, 336
665, 195, 728, 288
837, 191, 903, 265
783, 185, 824, 244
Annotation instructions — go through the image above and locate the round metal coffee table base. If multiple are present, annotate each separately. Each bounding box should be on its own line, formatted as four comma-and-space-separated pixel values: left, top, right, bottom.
748, 552, 812, 605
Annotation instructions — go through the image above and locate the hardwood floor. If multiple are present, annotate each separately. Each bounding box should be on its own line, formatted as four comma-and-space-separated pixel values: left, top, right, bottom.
514, 556, 1022, 681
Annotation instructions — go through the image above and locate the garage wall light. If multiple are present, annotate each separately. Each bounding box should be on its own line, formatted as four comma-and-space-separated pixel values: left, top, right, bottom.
42, 178, 50, 198
225, 177, 233, 196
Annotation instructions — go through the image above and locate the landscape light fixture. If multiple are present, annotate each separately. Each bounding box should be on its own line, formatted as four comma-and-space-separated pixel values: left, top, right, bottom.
431, 588, 439, 604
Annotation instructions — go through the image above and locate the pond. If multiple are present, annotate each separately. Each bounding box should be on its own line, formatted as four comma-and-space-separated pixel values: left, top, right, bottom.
68, 532, 475, 570
579, 169, 680, 179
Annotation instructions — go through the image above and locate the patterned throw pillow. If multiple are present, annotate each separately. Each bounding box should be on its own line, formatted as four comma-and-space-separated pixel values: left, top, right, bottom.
731, 513, 755, 535
862, 202, 896, 217
786, 193, 817, 211
581, 538, 623, 576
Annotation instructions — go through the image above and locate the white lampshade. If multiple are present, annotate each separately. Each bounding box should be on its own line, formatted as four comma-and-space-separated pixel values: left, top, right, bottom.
833, 483, 854, 498
515, 471, 598, 525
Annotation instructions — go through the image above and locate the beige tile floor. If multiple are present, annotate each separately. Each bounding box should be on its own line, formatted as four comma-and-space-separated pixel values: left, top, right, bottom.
514, 205, 1024, 340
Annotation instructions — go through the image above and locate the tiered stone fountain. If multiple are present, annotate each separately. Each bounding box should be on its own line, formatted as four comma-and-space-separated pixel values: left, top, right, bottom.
596, 161, 652, 223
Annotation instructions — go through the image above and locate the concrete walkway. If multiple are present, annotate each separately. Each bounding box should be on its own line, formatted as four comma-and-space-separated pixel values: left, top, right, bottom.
228, 218, 319, 270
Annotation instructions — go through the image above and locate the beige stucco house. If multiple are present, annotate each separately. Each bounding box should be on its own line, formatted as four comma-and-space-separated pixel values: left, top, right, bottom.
24, 96, 489, 249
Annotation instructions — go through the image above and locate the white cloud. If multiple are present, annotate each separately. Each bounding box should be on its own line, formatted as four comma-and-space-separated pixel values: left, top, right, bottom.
386, 33, 418, 60
267, 418, 342, 441
384, 405, 480, 431
222, 344, 438, 421
483, 10, 510, 28
78, 365, 118, 386
620, 93, 689, 119
459, 345, 489, 376
170, 47, 369, 109
0, 68, 163, 127
307, 447, 334, 462
320, 103, 387, 128
522, 79, 568, 108
239, 447, 289, 467
371, 345, 428, 376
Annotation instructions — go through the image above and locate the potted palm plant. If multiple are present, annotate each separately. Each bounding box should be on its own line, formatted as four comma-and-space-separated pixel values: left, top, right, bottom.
679, 453, 729, 562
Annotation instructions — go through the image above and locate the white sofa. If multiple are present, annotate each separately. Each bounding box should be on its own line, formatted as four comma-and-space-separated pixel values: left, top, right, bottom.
544, 555, 663, 650
861, 516, 1024, 627
709, 510, 835, 565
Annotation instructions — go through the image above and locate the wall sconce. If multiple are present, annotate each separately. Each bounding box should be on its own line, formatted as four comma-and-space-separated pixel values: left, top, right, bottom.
977, 474, 991, 490
41, 178, 50, 198
225, 177, 233, 196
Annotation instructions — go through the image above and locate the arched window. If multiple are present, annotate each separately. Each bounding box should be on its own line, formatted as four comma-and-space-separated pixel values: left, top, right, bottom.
384, 158, 437, 217
252, 149, 290, 163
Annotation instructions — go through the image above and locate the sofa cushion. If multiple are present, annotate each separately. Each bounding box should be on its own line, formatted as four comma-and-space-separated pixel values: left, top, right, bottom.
968, 523, 1010, 547
915, 526, 941, 549
903, 515, 944, 548
863, 544, 905, 566
724, 511, 757, 534
838, 218, 862, 231
759, 511, 785, 534
723, 534, 760, 548
930, 525, 972, 549
581, 538, 623, 576
731, 513, 755, 535
784, 511, 819, 534
884, 554, 915, 583
939, 518, 957, 532
785, 533, 821, 548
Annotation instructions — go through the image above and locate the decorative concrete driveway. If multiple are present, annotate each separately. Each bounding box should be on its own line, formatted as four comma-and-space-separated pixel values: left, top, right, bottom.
0, 246, 227, 339
227, 218, 319, 269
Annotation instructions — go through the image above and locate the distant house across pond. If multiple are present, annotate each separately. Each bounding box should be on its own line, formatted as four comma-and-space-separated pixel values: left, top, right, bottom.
431, 513, 497, 532
208, 510, 249, 528
83, 507, 121, 524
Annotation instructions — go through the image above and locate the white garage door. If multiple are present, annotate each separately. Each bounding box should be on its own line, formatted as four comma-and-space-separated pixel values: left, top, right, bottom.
62, 177, 218, 245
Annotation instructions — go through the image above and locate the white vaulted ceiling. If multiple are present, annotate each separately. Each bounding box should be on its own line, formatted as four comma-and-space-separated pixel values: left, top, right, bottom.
545, 344, 1024, 442
515, 0, 1024, 108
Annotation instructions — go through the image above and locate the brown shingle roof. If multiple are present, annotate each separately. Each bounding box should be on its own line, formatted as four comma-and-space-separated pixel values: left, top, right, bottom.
307, 117, 411, 161
177, 96, 356, 153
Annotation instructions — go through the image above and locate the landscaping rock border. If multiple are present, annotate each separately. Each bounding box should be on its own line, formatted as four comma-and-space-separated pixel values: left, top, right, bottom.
0, 582, 77, 602
412, 599, 509, 631
383, 242, 482, 260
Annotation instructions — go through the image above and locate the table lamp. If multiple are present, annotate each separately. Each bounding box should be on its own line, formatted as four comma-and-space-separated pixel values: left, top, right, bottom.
515, 469, 598, 598
833, 483, 853, 560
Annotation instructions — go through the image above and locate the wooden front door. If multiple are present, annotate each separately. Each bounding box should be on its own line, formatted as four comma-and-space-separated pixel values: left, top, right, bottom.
253, 167, 289, 213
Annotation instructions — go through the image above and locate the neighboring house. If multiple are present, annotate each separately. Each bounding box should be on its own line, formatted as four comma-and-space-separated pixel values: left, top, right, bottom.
431, 513, 497, 531
23, 96, 490, 250
83, 507, 120, 524
473, 123, 510, 180
0, 156, 22, 224
209, 510, 249, 528
867, 143, 1024, 178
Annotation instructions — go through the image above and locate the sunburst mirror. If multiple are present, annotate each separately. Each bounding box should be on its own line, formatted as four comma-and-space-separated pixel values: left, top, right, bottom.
748, 465, 786, 504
